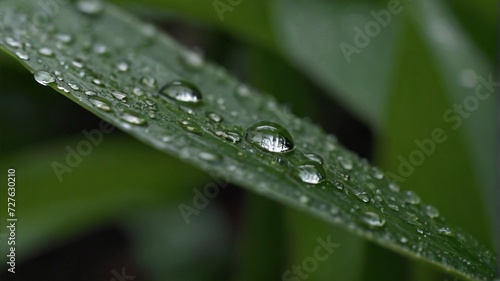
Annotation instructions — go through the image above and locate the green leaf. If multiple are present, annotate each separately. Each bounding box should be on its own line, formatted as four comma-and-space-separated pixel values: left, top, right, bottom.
0, 1, 497, 280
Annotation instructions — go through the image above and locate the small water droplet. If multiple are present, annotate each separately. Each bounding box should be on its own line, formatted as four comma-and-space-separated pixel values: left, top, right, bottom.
116, 61, 129, 72
438, 227, 453, 236
141, 76, 157, 89
89, 96, 112, 112
206, 112, 223, 123
372, 167, 384, 179
338, 156, 353, 170
34, 70, 55, 86
198, 151, 222, 163
400, 236, 408, 243
147, 111, 156, 119
215, 130, 241, 143
354, 190, 370, 203
71, 59, 84, 68
133, 87, 144, 96
179, 120, 201, 134
92, 79, 102, 86
403, 191, 421, 205
76, 0, 104, 15
334, 181, 344, 191
5, 37, 21, 48
388, 183, 400, 192
295, 161, 326, 185
424, 205, 440, 218
388, 204, 399, 211
68, 82, 80, 91
15, 51, 29, 61
244, 121, 294, 153
119, 110, 147, 125
94, 43, 107, 54
56, 34, 73, 43
360, 211, 386, 228
38, 47, 54, 57
305, 153, 324, 164
180, 51, 204, 70
235, 85, 251, 98
111, 91, 127, 102
159, 80, 202, 105
299, 195, 310, 204
330, 206, 340, 215
84, 90, 96, 96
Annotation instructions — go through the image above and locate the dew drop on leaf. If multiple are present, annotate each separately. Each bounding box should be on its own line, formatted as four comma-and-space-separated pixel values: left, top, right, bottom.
141, 76, 157, 89
198, 151, 222, 163
76, 0, 104, 16
295, 161, 326, 185
119, 110, 147, 125
179, 120, 201, 134
338, 156, 353, 170
15, 51, 29, 61
38, 47, 54, 57
159, 80, 202, 105
206, 112, 223, 123
34, 70, 55, 86
111, 91, 127, 102
180, 51, 204, 71
215, 130, 241, 143
305, 153, 324, 164
360, 211, 386, 228
424, 205, 440, 218
244, 121, 295, 153
88, 96, 112, 112
404, 191, 421, 205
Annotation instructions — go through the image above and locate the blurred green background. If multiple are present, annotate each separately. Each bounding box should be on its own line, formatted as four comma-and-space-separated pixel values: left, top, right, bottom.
0, 0, 497, 280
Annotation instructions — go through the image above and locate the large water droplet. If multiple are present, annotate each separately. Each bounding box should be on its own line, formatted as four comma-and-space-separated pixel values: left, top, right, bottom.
159, 80, 202, 105
295, 161, 326, 185
244, 121, 294, 153
119, 110, 147, 125
34, 71, 55, 86
403, 191, 421, 205
423, 205, 440, 218
76, 0, 104, 15
360, 211, 386, 228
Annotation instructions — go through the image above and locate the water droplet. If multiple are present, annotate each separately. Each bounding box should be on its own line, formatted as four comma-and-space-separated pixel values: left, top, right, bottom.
71, 59, 84, 68
119, 110, 147, 125
84, 90, 96, 96
338, 156, 353, 170
206, 112, 223, 123
305, 153, 323, 164
111, 91, 127, 102
330, 206, 340, 215
235, 85, 251, 98
438, 227, 453, 236
89, 96, 112, 112
56, 34, 73, 43
133, 87, 144, 96
360, 211, 386, 228
180, 51, 204, 70
299, 195, 310, 204
5, 37, 21, 48
198, 151, 222, 163
68, 82, 80, 91
15, 51, 29, 61
388, 204, 399, 211
353, 189, 370, 203
424, 205, 440, 218
179, 120, 201, 134
295, 161, 326, 185
342, 174, 350, 181
371, 167, 384, 179
116, 61, 129, 72
334, 181, 344, 191
34, 71, 55, 86
244, 121, 294, 153
215, 130, 241, 143
93, 43, 107, 54
400, 236, 408, 243
92, 79, 102, 86
76, 0, 104, 15
388, 183, 400, 192
148, 111, 156, 119
38, 47, 54, 57
403, 191, 421, 205
159, 80, 202, 105
141, 76, 157, 89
